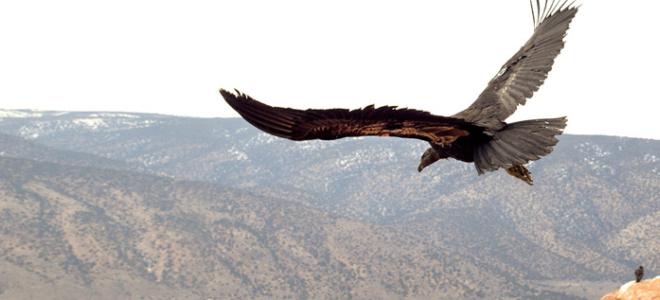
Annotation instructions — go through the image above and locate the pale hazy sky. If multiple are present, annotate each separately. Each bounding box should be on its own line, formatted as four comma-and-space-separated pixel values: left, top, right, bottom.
1, 0, 659, 139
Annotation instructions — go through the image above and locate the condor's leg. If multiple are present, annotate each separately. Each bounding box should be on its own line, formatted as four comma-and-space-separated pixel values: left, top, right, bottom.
506, 165, 533, 185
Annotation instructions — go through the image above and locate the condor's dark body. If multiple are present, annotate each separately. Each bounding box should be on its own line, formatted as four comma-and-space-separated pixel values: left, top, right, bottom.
221, 0, 578, 185
434, 133, 488, 164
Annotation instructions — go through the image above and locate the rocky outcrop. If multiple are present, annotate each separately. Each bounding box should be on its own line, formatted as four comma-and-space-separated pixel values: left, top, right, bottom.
601, 276, 660, 300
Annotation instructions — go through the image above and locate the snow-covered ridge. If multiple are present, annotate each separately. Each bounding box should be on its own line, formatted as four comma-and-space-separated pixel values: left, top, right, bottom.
0, 109, 160, 138
0, 109, 45, 118
0, 109, 143, 119
88, 113, 140, 119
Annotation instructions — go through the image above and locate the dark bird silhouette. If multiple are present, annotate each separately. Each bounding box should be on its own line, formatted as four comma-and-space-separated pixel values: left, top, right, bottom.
635, 266, 644, 283
221, 0, 578, 185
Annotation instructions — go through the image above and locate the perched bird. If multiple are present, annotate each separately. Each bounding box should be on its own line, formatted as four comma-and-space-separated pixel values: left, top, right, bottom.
635, 266, 644, 283
221, 0, 578, 185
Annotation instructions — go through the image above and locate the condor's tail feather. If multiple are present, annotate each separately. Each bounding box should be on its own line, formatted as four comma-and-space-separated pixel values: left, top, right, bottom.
474, 117, 567, 174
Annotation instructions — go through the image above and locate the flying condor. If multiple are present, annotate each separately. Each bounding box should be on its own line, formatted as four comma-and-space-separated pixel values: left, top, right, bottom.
221, 0, 578, 185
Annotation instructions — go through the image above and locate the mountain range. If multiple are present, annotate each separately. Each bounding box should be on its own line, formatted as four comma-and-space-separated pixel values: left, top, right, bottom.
0, 109, 657, 299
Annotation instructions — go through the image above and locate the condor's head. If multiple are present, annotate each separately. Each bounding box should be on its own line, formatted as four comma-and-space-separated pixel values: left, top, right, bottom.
418, 147, 448, 172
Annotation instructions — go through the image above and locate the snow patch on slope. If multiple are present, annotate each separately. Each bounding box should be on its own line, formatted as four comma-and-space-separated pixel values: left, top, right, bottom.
89, 113, 140, 119
247, 133, 278, 146
643, 154, 659, 163
228, 147, 248, 161
336, 149, 397, 170
576, 142, 611, 158
0, 110, 44, 118
72, 118, 108, 129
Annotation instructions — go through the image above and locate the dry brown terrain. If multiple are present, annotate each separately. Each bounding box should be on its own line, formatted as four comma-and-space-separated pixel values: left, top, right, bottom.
1, 157, 565, 299
0, 110, 658, 299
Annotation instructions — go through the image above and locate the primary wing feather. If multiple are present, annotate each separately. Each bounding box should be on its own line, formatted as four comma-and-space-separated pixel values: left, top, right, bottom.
221, 89, 473, 144
454, 0, 578, 129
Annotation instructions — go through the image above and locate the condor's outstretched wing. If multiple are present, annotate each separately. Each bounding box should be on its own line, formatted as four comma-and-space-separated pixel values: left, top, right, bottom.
221, 89, 475, 145
454, 0, 578, 129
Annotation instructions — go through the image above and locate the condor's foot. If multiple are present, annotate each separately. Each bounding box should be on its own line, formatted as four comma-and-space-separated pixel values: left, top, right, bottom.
506, 165, 533, 185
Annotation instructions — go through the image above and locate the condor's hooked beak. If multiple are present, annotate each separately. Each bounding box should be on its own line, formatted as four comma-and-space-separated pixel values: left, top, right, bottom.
418, 148, 442, 172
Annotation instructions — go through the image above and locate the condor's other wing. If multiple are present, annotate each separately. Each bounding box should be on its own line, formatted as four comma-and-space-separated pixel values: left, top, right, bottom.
221, 89, 475, 145
454, 0, 578, 129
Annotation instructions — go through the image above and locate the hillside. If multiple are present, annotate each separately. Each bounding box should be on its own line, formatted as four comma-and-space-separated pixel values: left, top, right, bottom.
0, 157, 575, 299
0, 109, 658, 299
0, 132, 141, 173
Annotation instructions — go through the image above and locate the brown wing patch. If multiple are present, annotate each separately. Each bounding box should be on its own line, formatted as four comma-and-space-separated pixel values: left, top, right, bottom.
365, 124, 469, 144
